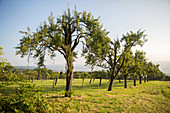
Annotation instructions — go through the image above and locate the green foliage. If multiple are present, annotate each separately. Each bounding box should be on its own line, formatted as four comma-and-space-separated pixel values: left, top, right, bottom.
92, 70, 108, 79
0, 81, 16, 88
41, 67, 50, 80
15, 7, 110, 96
83, 30, 147, 76
0, 47, 19, 82
15, 7, 108, 68
0, 83, 52, 113
133, 50, 147, 78
80, 72, 89, 79
0, 47, 3, 56
47, 69, 59, 79
146, 61, 163, 80
120, 51, 134, 75
59, 72, 66, 79
73, 72, 81, 79
83, 29, 147, 90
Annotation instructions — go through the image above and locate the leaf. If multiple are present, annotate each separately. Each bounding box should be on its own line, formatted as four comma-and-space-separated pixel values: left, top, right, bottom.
19, 31, 25, 34
82, 11, 87, 19
27, 27, 30, 32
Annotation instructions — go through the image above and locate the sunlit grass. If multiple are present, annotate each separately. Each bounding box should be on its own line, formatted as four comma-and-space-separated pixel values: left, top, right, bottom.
0, 79, 170, 112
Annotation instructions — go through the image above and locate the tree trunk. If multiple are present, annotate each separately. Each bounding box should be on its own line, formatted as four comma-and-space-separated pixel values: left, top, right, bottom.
55, 77, 58, 86
93, 78, 95, 82
134, 78, 136, 86
108, 56, 125, 91
29, 75, 31, 82
139, 76, 142, 84
147, 76, 149, 82
37, 70, 40, 80
119, 77, 121, 83
124, 75, 127, 88
99, 78, 102, 86
65, 53, 74, 97
65, 68, 73, 97
108, 78, 114, 91
144, 76, 146, 83
108, 68, 116, 91
82, 78, 85, 87
53, 82, 54, 88
31, 77, 34, 83
89, 78, 92, 84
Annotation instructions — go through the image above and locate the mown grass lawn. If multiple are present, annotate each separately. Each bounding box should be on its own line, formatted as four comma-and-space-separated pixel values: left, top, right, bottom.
0, 79, 170, 113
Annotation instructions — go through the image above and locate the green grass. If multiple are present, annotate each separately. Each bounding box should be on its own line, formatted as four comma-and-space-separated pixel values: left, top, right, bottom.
0, 79, 170, 113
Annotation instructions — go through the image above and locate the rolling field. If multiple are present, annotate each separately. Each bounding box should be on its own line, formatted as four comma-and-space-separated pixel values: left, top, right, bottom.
0, 79, 170, 113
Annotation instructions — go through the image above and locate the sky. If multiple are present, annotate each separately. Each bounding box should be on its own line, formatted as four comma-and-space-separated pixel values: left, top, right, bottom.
0, 0, 170, 67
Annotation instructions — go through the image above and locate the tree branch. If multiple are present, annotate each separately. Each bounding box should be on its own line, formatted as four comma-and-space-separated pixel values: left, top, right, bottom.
115, 56, 125, 77
58, 50, 66, 59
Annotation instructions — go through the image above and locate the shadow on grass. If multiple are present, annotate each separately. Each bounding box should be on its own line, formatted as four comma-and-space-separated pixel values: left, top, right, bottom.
46, 95, 66, 99
42, 80, 126, 93
0, 79, 135, 96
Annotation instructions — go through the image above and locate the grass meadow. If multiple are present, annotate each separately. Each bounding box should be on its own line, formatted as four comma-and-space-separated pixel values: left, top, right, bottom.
0, 79, 170, 113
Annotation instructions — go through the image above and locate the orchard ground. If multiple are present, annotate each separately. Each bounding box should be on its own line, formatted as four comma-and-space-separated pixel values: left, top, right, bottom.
0, 79, 170, 112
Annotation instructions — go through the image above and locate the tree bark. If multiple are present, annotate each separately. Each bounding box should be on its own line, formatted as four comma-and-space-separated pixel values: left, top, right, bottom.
82, 78, 85, 87
134, 78, 136, 86
31, 77, 34, 83
93, 78, 95, 82
144, 76, 146, 83
108, 56, 125, 91
41, 77, 43, 82
139, 76, 142, 84
89, 78, 92, 84
55, 77, 58, 86
29, 75, 31, 82
53, 82, 54, 88
37, 69, 40, 80
147, 76, 149, 82
65, 53, 74, 97
99, 77, 102, 86
65, 67, 73, 97
108, 77, 114, 91
119, 77, 121, 83
124, 75, 127, 88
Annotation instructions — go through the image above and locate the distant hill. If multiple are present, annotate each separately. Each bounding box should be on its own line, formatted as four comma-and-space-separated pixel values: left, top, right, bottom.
15, 64, 93, 72
154, 61, 170, 76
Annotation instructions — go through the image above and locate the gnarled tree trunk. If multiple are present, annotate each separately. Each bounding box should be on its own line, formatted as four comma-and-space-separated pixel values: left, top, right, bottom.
65, 53, 74, 97
65, 67, 73, 97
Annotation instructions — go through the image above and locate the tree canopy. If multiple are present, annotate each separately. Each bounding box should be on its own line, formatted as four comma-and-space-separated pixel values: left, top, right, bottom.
15, 7, 110, 97
83, 29, 147, 91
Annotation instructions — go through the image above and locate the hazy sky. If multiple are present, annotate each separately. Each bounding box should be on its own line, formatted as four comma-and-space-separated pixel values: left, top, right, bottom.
0, 0, 170, 66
